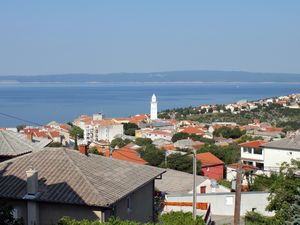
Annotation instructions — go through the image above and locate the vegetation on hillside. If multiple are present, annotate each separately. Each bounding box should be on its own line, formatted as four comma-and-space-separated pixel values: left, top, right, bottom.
213, 127, 245, 139
160, 103, 300, 131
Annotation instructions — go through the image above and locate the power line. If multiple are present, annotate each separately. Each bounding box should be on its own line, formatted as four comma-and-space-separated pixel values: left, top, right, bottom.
0, 112, 43, 126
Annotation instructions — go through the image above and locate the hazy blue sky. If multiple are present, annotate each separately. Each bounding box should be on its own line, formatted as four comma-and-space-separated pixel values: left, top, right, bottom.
1, 1, 300, 75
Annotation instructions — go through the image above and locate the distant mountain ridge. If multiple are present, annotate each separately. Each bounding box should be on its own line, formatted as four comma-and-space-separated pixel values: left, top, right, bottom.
1, 70, 300, 83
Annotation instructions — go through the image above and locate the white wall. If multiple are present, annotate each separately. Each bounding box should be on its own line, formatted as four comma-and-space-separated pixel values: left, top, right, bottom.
264, 147, 300, 171
164, 192, 273, 216
241, 146, 264, 161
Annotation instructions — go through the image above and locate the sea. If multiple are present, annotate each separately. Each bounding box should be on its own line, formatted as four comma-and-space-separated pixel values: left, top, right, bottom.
0, 82, 300, 127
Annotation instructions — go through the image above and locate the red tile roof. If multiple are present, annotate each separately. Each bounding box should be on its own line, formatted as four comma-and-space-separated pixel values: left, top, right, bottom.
49, 130, 60, 138
181, 127, 205, 135
196, 152, 224, 167
239, 140, 268, 148
104, 147, 147, 165
263, 127, 284, 133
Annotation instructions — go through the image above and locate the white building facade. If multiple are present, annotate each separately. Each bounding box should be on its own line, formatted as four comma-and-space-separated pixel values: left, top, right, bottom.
240, 134, 300, 172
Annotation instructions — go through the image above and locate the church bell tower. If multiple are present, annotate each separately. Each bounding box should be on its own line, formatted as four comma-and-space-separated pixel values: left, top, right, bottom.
150, 94, 158, 120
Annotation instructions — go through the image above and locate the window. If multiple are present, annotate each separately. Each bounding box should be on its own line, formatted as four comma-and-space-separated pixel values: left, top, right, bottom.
200, 186, 206, 194
127, 196, 132, 213
244, 161, 253, 166
254, 148, 262, 155
256, 162, 264, 170
243, 147, 251, 153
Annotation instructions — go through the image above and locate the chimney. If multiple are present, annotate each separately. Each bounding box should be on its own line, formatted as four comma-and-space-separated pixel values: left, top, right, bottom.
26, 132, 33, 142
79, 144, 88, 155
26, 168, 39, 225
26, 168, 38, 196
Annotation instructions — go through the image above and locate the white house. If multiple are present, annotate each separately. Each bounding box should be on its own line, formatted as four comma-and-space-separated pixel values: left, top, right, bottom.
239, 134, 300, 172
74, 114, 124, 143
240, 140, 268, 170
261, 133, 300, 171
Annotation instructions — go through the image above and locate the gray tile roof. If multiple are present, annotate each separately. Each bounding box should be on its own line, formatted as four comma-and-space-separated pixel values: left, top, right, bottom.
0, 148, 165, 207
262, 133, 300, 151
0, 130, 51, 157
155, 169, 208, 194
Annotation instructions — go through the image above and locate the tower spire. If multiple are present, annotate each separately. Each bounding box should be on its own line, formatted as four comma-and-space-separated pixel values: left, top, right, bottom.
150, 94, 158, 120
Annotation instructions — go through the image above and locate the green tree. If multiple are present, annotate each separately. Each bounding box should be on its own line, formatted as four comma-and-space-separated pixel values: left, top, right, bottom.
166, 153, 201, 174
88, 146, 103, 155
0, 204, 24, 225
140, 145, 165, 166
110, 138, 131, 148
213, 127, 245, 139
16, 124, 26, 132
171, 132, 189, 142
266, 160, 300, 224
70, 126, 84, 139
123, 123, 140, 136
135, 138, 152, 146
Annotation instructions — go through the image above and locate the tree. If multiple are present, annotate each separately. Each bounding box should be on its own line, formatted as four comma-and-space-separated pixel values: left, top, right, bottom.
69, 125, 84, 150
123, 123, 139, 136
110, 138, 131, 148
16, 124, 26, 132
88, 146, 103, 155
213, 127, 245, 139
171, 132, 189, 142
198, 143, 240, 165
140, 145, 165, 166
69, 126, 84, 139
200, 108, 207, 114
0, 204, 24, 225
166, 153, 201, 174
266, 160, 300, 224
135, 138, 152, 146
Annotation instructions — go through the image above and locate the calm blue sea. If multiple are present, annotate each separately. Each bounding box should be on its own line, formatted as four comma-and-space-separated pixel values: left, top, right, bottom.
0, 82, 300, 127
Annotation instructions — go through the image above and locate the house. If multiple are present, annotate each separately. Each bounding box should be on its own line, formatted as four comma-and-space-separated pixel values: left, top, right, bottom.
136, 128, 173, 141
102, 146, 147, 165
74, 115, 124, 143
0, 130, 51, 162
156, 169, 230, 195
174, 139, 204, 150
179, 126, 205, 136
261, 133, 300, 172
240, 140, 268, 170
156, 169, 229, 219
196, 152, 224, 180
0, 147, 165, 225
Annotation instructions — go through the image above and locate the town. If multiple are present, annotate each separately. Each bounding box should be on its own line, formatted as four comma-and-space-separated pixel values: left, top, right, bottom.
1, 93, 300, 225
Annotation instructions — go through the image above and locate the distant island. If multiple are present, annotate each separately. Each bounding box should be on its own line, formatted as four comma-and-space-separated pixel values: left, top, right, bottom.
1, 70, 300, 83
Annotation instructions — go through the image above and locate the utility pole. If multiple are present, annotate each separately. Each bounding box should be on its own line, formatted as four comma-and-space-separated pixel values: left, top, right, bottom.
192, 148, 197, 221
234, 160, 242, 225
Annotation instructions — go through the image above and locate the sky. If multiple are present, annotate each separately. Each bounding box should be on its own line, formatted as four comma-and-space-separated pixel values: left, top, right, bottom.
0, 1, 300, 75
